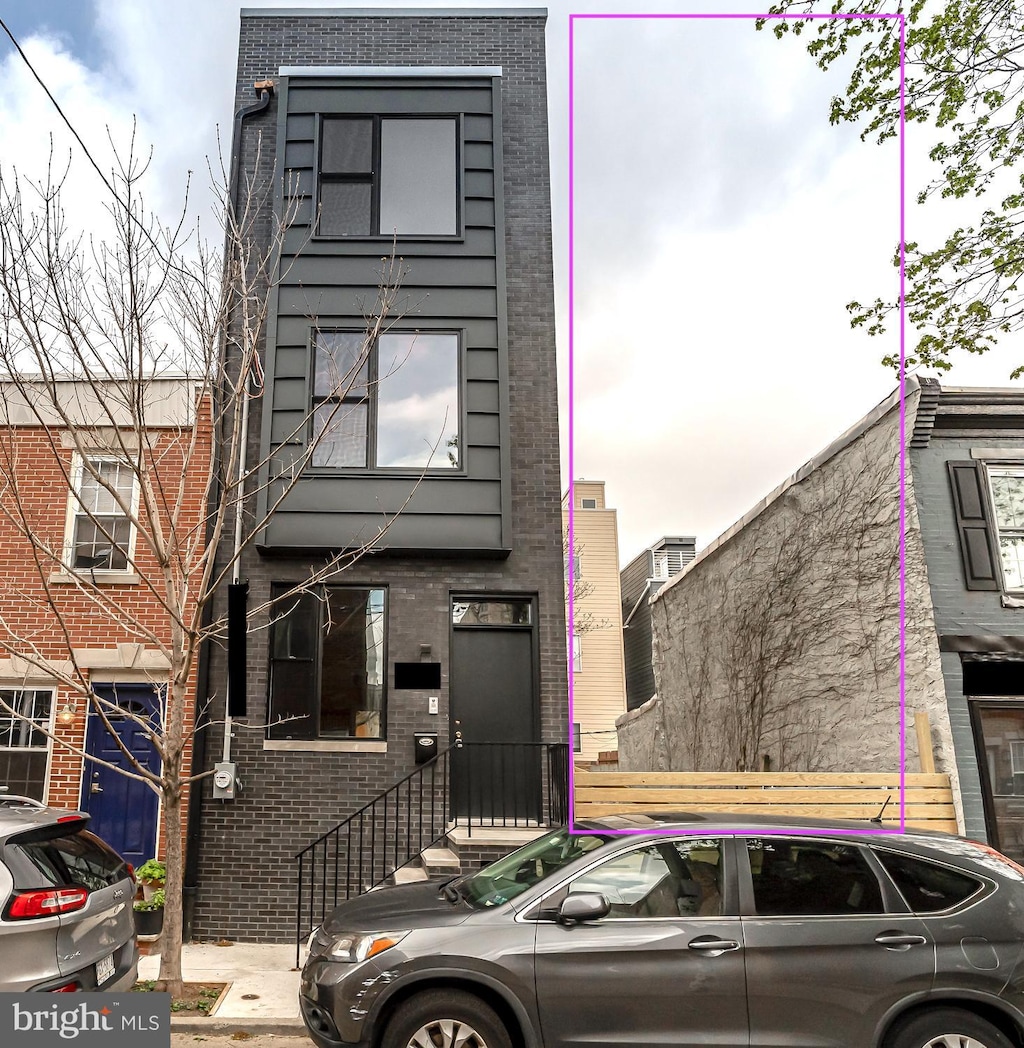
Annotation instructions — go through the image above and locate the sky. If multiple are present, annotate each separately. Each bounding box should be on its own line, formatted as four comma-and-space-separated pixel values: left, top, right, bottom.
1, 0, 1019, 563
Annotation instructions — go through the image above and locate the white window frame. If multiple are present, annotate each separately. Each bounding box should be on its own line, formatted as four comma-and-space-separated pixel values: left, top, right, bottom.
63, 453, 139, 575
986, 466, 1024, 592
0, 687, 55, 802
572, 632, 582, 674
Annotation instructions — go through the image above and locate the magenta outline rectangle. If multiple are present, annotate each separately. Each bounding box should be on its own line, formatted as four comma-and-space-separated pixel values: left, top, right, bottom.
567, 10, 908, 838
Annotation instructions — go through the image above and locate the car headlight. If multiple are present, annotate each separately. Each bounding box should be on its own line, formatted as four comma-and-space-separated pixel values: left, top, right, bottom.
324, 931, 408, 963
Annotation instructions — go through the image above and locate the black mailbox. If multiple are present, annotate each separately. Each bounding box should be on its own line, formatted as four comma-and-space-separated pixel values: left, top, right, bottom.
414, 732, 438, 765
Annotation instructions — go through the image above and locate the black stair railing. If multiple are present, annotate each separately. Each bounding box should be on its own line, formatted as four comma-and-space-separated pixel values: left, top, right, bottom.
451, 742, 570, 835
293, 741, 571, 962
294, 747, 452, 961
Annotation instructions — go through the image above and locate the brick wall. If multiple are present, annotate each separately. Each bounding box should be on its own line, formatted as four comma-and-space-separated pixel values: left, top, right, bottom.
0, 396, 212, 862
190, 11, 566, 942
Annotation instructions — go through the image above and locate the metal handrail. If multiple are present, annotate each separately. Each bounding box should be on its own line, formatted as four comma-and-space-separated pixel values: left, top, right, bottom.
292, 740, 571, 964
294, 747, 452, 963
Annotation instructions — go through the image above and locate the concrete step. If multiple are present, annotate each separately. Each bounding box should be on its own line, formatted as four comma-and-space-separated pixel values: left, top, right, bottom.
392, 865, 429, 884
420, 846, 461, 876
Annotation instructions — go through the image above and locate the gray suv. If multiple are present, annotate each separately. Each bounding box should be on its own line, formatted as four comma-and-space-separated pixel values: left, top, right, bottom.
0, 795, 138, 991
300, 812, 1024, 1048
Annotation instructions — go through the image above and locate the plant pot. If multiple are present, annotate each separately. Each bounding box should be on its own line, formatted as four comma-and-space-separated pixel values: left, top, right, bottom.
141, 881, 165, 901
133, 908, 164, 936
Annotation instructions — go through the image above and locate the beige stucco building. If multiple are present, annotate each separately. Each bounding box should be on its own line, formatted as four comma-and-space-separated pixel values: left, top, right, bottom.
563, 481, 628, 762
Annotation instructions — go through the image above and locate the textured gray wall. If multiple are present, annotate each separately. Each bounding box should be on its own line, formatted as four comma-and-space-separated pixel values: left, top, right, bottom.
620, 397, 954, 811
190, 10, 565, 942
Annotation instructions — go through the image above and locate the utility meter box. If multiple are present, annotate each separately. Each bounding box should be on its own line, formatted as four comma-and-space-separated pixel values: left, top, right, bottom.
212, 761, 238, 800
413, 732, 438, 765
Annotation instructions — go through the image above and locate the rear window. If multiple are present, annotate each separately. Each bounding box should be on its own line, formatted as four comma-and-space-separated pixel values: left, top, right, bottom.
876, 849, 983, 913
12, 830, 128, 892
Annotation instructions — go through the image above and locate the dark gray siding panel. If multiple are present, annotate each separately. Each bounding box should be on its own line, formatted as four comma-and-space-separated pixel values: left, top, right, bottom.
287, 84, 494, 115
276, 477, 502, 515
276, 286, 499, 318
262, 511, 505, 552
260, 68, 507, 554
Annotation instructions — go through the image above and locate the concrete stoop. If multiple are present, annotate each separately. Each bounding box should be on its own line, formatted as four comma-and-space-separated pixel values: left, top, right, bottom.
383, 826, 548, 888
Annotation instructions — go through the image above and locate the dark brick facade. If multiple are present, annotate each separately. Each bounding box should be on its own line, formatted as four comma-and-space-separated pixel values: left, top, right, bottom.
190, 10, 565, 943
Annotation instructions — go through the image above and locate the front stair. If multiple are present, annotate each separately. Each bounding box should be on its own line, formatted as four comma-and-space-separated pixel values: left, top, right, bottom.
294, 742, 569, 961
386, 826, 549, 886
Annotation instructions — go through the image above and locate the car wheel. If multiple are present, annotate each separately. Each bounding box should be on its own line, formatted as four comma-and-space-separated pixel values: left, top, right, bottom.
383, 989, 512, 1048
886, 1007, 1016, 1048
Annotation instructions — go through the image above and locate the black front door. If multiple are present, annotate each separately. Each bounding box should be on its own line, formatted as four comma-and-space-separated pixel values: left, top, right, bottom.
450, 597, 540, 820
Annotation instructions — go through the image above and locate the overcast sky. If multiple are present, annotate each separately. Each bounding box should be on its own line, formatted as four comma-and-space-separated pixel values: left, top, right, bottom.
2, 0, 1019, 563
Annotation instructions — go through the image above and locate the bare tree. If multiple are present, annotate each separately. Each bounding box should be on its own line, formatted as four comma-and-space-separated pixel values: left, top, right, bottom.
0, 132, 417, 995
563, 535, 612, 636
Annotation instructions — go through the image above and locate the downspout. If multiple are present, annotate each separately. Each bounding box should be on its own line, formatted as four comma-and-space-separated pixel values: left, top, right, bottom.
182, 79, 274, 941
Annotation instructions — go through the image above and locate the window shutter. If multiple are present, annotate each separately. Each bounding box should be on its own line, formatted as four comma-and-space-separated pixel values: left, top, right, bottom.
947, 461, 1000, 591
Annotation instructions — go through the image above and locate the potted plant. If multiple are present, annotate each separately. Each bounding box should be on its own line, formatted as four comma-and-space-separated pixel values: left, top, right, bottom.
133, 888, 164, 936
135, 858, 165, 901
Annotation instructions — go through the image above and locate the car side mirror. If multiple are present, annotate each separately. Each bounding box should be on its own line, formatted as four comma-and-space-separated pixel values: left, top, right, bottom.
558, 892, 610, 924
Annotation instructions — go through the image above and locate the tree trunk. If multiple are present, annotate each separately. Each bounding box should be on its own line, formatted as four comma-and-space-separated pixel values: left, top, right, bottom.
156, 787, 184, 998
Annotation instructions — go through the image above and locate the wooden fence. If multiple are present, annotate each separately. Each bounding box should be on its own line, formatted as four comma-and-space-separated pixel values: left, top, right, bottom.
574, 771, 959, 834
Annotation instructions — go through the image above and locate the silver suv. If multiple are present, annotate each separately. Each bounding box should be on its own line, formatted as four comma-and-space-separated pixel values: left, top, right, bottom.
0, 794, 138, 991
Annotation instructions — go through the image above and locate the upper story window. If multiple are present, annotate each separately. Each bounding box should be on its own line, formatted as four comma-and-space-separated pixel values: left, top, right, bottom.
318, 116, 458, 237
312, 330, 460, 470
67, 456, 137, 572
988, 468, 1024, 590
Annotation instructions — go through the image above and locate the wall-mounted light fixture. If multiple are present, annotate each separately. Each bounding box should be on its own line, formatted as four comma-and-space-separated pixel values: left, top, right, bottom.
57, 702, 76, 726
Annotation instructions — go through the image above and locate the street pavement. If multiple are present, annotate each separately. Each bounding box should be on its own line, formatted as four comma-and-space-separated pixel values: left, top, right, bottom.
172, 1036, 310, 1048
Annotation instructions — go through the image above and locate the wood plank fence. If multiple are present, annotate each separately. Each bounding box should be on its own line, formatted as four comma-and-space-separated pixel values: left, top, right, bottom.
574, 771, 959, 834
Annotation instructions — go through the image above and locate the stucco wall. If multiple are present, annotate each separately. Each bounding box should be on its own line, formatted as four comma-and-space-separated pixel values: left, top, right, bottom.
619, 392, 957, 815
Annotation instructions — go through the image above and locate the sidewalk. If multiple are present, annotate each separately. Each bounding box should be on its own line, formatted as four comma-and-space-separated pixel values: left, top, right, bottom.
138, 940, 305, 1035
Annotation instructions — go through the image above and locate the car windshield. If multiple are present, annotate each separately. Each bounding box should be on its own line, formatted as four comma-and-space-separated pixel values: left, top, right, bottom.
456, 827, 609, 908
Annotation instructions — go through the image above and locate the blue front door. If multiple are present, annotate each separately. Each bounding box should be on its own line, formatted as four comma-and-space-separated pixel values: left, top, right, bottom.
80, 684, 161, 865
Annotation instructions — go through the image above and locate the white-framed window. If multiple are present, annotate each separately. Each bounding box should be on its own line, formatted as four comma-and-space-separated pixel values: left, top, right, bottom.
0, 688, 53, 801
312, 330, 461, 471
572, 722, 582, 754
66, 455, 138, 572
580, 497, 597, 509
987, 467, 1024, 590
572, 632, 582, 674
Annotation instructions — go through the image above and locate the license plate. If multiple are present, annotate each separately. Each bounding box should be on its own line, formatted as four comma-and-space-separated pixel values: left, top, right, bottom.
96, 952, 115, 985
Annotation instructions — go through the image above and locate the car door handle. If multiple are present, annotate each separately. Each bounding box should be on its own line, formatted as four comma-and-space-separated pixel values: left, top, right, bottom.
688, 936, 740, 953
874, 932, 927, 948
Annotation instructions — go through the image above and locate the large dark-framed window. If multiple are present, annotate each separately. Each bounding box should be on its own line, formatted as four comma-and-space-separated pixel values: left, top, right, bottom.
268, 585, 387, 741
311, 329, 461, 471
317, 115, 460, 238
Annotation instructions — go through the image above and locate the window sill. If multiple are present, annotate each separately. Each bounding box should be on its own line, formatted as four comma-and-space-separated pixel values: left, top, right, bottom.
49, 572, 140, 586
263, 739, 387, 753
